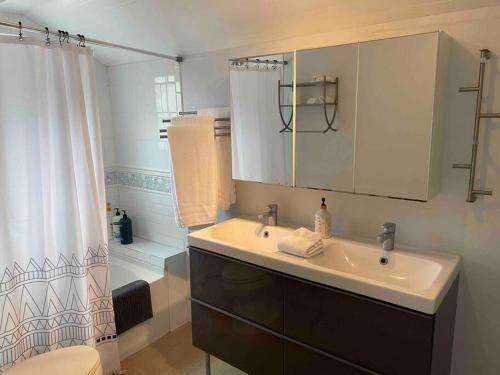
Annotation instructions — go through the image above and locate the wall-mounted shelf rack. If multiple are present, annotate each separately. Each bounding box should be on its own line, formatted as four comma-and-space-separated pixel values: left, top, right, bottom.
159, 111, 231, 139
453, 49, 498, 202
278, 76, 339, 133
280, 80, 337, 88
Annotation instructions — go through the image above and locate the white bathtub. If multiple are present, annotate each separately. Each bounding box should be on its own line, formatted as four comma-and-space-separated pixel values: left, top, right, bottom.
108, 246, 190, 360
108, 255, 163, 290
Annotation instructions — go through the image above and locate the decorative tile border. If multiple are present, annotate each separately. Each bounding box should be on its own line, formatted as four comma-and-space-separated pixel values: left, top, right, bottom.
105, 170, 118, 186
105, 167, 171, 194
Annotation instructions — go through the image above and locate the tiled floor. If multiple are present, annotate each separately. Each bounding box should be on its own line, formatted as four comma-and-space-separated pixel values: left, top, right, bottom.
121, 324, 246, 375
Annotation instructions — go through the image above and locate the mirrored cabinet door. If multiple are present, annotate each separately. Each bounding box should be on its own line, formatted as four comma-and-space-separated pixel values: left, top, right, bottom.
354, 32, 445, 201
295, 44, 358, 192
229, 53, 294, 186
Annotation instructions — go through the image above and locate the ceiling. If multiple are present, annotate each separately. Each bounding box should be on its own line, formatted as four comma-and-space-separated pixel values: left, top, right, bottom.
1, 0, 500, 65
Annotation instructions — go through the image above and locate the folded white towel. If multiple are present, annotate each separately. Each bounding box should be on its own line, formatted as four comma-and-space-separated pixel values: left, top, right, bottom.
198, 107, 236, 210
169, 116, 217, 228
312, 74, 334, 83
277, 227, 324, 258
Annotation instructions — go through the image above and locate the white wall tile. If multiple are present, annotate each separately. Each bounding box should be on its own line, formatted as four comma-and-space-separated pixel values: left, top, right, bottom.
95, 61, 115, 167
117, 186, 187, 249
107, 59, 179, 171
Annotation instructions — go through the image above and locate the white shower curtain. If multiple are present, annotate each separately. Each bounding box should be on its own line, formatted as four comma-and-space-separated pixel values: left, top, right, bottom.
230, 68, 287, 185
0, 37, 119, 373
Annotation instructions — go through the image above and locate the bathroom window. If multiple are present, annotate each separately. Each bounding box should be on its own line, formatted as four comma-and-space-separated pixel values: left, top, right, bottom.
155, 75, 182, 121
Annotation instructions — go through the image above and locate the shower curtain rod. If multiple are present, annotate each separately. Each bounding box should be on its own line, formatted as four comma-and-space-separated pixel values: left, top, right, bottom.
0, 20, 183, 62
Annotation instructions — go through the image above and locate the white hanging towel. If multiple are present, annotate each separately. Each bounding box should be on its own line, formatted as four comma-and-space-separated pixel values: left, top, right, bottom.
198, 107, 236, 210
169, 116, 218, 227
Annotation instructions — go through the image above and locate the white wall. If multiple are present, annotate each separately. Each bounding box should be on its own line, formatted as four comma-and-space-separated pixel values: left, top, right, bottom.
94, 60, 121, 221
100, 58, 188, 249
0, 12, 37, 33
107, 59, 180, 171
181, 6, 500, 375
95, 60, 116, 168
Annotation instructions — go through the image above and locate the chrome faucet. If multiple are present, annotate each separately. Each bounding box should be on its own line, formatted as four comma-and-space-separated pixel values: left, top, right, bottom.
258, 204, 278, 226
377, 222, 396, 250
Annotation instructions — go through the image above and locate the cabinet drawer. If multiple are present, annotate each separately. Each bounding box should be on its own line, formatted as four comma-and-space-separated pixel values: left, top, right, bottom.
190, 247, 284, 332
284, 278, 434, 375
192, 301, 283, 375
284, 341, 374, 375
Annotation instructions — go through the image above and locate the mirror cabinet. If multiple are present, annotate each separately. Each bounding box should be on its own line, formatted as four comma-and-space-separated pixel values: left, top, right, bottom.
229, 32, 448, 201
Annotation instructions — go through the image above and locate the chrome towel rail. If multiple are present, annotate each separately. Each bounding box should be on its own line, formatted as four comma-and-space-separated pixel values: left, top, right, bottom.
159, 111, 231, 139
453, 49, 498, 202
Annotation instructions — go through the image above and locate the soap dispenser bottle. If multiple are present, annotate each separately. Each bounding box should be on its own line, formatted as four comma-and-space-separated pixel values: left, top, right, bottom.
119, 210, 133, 245
315, 198, 332, 239
106, 202, 113, 240
112, 208, 123, 242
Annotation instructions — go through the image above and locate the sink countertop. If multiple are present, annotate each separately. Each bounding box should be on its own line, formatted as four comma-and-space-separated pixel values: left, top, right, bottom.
187, 217, 461, 314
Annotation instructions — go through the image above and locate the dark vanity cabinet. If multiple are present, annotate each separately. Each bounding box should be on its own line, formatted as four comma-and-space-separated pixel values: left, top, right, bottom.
191, 302, 284, 374
190, 247, 459, 375
190, 246, 284, 332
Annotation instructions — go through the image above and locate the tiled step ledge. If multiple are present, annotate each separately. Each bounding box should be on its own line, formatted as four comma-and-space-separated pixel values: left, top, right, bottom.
109, 236, 185, 272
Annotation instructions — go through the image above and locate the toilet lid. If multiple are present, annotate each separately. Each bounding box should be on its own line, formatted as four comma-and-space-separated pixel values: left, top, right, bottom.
7, 346, 102, 375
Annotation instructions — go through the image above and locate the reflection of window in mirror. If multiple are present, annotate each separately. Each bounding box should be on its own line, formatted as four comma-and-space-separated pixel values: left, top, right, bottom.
229, 53, 294, 187
155, 75, 182, 125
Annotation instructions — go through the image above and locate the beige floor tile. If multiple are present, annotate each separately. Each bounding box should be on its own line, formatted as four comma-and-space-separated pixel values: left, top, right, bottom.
121, 324, 246, 375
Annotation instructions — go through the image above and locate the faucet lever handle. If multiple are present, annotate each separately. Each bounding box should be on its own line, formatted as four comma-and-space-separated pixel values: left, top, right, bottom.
381, 222, 396, 233
266, 204, 278, 212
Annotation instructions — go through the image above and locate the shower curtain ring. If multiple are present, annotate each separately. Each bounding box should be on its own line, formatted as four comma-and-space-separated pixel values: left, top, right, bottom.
18, 22, 23, 41
45, 27, 51, 45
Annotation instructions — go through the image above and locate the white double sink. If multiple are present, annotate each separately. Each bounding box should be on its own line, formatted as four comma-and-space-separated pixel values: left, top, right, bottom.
188, 217, 461, 314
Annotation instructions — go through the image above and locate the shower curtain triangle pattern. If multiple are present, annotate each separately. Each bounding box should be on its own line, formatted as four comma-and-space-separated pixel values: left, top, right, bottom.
0, 36, 120, 373
0, 247, 115, 364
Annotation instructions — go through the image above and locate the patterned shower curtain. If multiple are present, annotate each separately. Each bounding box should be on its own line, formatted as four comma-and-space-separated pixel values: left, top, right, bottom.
0, 36, 120, 373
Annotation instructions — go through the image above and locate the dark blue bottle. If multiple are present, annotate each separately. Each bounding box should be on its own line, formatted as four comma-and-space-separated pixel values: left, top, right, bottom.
119, 210, 133, 245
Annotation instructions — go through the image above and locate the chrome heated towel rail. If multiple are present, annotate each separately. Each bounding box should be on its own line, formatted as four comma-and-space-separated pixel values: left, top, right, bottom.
454, 49, 498, 202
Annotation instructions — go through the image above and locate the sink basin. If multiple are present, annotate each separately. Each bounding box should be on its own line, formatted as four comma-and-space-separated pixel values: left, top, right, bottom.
194, 217, 294, 252
188, 218, 461, 314
308, 239, 443, 291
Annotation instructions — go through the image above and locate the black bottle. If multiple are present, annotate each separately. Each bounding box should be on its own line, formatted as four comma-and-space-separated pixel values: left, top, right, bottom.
119, 210, 133, 245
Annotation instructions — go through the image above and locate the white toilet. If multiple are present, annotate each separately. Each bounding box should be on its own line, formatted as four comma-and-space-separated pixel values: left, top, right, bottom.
7, 346, 103, 375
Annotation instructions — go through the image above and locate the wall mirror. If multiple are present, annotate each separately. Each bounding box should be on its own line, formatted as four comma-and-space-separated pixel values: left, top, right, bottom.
229, 52, 294, 186
229, 32, 447, 201
295, 43, 358, 192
